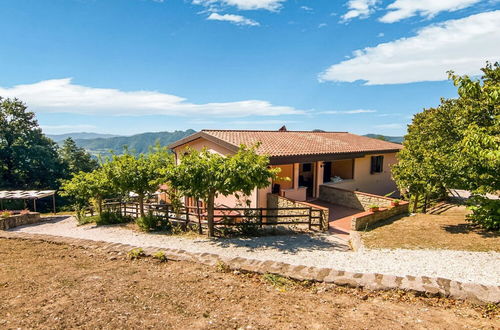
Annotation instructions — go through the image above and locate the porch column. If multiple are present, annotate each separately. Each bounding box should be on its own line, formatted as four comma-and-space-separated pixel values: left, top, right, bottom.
315, 161, 324, 197
293, 163, 300, 190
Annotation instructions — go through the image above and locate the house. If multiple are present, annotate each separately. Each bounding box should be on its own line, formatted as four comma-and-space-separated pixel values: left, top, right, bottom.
167, 128, 403, 210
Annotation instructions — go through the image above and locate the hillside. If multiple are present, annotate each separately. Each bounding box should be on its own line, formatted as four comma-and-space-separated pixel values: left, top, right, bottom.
47, 132, 120, 142
364, 134, 404, 144
74, 129, 196, 155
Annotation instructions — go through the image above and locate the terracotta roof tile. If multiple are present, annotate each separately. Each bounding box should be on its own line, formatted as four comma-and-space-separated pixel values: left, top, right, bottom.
200, 130, 402, 157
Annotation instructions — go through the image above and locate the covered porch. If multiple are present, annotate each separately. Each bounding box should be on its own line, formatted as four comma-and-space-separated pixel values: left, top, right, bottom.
270, 159, 355, 202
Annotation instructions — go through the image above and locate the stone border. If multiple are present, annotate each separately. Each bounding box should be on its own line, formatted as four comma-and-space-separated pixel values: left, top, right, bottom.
0, 230, 498, 304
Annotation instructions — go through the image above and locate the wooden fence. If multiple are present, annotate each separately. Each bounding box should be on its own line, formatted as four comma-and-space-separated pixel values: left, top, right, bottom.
99, 201, 325, 232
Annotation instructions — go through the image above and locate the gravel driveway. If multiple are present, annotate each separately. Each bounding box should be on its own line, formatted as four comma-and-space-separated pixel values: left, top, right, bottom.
11, 216, 500, 286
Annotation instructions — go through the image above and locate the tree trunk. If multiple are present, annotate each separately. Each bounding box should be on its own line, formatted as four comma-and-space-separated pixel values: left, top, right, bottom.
196, 199, 203, 235
206, 193, 215, 238
139, 193, 145, 218
97, 196, 103, 215
412, 192, 420, 213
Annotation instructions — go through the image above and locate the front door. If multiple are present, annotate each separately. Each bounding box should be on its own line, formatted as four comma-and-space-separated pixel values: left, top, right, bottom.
299, 163, 315, 198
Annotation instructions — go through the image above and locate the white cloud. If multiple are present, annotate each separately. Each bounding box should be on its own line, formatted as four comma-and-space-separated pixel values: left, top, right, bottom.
0, 78, 304, 117
319, 109, 376, 114
40, 124, 97, 133
318, 23, 327, 28
193, 0, 286, 11
380, 0, 482, 23
341, 0, 379, 21
207, 13, 259, 26
319, 11, 500, 85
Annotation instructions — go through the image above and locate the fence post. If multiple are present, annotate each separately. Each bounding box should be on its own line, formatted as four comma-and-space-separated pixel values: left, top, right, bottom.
185, 207, 189, 229
197, 203, 203, 235
308, 208, 312, 230
259, 208, 263, 228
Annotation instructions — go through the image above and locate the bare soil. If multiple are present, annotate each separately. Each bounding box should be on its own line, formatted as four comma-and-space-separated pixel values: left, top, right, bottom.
0, 238, 498, 329
361, 204, 500, 252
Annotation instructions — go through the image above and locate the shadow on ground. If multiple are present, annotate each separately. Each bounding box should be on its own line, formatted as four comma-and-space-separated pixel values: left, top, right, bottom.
443, 223, 499, 238
202, 233, 349, 253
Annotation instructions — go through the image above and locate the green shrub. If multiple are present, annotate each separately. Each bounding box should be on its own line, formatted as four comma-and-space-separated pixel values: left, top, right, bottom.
152, 251, 168, 262
235, 210, 261, 237
96, 211, 132, 225
136, 212, 171, 232
1, 211, 12, 218
127, 248, 145, 260
467, 196, 500, 231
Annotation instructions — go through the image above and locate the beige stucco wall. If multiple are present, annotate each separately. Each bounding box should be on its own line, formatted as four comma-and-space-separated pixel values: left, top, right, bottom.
173, 137, 259, 208
321, 153, 399, 196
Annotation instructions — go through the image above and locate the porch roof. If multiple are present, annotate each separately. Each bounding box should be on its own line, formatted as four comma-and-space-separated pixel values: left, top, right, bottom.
168, 129, 403, 164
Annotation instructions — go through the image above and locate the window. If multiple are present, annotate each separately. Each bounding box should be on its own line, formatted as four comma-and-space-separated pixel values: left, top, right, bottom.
370, 156, 384, 174
301, 163, 312, 172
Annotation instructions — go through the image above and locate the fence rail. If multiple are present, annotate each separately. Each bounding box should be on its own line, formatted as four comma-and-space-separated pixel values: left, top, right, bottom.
96, 201, 324, 233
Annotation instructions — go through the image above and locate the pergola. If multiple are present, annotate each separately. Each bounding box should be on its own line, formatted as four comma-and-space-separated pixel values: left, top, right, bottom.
0, 190, 56, 213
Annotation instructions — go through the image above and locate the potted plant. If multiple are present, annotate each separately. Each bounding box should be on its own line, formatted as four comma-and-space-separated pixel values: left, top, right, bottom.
391, 199, 401, 207
368, 204, 379, 212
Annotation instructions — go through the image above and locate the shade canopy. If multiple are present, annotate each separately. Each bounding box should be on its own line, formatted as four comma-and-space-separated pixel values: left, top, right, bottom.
0, 190, 56, 200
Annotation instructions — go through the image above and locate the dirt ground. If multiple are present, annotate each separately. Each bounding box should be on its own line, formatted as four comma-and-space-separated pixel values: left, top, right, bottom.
0, 238, 498, 329
361, 204, 499, 252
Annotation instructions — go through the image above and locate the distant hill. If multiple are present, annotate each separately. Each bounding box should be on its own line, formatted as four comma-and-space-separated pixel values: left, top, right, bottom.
364, 134, 404, 144
47, 132, 120, 142
74, 129, 196, 156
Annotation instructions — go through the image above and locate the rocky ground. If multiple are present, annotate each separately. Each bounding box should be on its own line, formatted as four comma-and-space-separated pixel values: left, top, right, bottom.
0, 238, 498, 329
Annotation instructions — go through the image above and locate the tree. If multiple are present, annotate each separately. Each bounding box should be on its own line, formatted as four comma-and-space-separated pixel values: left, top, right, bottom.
0, 97, 64, 189
59, 138, 98, 177
392, 62, 499, 229
167, 144, 278, 237
60, 168, 113, 218
104, 145, 173, 217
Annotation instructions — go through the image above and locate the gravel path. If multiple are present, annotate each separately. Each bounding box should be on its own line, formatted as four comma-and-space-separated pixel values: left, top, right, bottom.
11, 216, 500, 286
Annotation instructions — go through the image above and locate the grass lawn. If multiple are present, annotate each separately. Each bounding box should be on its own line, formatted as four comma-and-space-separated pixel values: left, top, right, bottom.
0, 238, 497, 328
361, 204, 499, 252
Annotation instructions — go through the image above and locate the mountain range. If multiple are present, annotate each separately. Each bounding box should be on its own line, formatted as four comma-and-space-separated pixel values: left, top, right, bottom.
50, 130, 403, 156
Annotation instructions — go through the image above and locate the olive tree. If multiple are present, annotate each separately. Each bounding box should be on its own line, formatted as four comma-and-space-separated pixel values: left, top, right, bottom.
168, 144, 278, 237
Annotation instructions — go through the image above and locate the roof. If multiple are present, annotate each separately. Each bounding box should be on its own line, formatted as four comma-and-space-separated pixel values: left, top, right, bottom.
169, 130, 403, 163
0, 190, 56, 200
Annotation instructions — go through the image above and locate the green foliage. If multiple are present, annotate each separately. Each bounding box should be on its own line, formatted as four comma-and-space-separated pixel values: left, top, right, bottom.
466, 196, 500, 231
1, 211, 12, 218
127, 248, 145, 260
60, 168, 113, 214
0, 97, 64, 189
235, 209, 261, 237
96, 211, 131, 225
59, 137, 98, 177
167, 144, 278, 237
215, 261, 231, 273
152, 251, 168, 262
103, 145, 173, 217
392, 62, 499, 229
136, 212, 171, 232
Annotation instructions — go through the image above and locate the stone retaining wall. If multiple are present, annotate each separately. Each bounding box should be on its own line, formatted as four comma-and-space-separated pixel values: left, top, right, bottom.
267, 194, 329, 231
0, 230, 498, 304
351, 203, 409, 231
0, 213, 41, 230
319, 185, 394, 211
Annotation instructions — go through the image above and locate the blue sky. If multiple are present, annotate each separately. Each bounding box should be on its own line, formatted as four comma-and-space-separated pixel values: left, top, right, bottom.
0, 0, 499, 136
